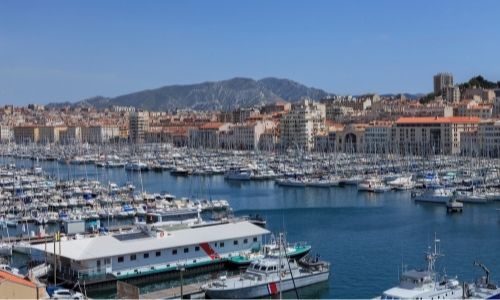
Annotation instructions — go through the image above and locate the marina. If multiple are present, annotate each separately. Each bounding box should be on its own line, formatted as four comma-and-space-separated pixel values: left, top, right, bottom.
0, 145, 498, 298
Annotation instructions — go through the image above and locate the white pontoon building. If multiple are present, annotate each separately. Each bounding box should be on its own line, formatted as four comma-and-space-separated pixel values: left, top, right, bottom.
32, 221, 269, 284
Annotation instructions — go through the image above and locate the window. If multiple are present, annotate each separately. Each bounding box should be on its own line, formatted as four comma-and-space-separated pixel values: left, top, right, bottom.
233, 240, 238, 245
130, 254, 136, 261
144, 253, 149, 259
253, 237, 258, 242
156, 251, 161, 257
243, 238, 248, 244
184, 248, 189, 253
195, 246, 200, 252
220, 242, 224, 248
172, 249, 177, 255
118, 256, 124, 263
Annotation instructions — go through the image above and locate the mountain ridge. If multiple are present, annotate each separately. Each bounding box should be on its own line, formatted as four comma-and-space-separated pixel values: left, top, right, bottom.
47, 77, 334, 111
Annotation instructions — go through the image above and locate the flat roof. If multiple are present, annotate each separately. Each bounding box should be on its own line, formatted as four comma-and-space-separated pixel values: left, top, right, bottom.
33, 221, 269, 261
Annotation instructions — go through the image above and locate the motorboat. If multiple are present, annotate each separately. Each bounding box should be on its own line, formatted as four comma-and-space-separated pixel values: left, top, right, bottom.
413, 188, 453, 204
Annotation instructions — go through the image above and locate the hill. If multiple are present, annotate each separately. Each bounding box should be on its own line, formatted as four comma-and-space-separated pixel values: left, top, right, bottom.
48, 77, 334, 111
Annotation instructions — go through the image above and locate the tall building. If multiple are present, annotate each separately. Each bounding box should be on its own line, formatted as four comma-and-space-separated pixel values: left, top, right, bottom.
279, 100, 326, 151
433, 73, 454, 94
129, 111, 150, 143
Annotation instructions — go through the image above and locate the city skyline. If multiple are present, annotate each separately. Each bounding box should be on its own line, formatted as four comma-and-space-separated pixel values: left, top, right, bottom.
1, 0, 500, 104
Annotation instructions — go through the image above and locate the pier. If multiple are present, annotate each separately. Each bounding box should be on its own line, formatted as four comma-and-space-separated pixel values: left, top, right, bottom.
141, 282, 205, 299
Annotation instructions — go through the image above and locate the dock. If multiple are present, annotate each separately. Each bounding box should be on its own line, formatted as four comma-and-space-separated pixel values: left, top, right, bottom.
141, 283, 205, 299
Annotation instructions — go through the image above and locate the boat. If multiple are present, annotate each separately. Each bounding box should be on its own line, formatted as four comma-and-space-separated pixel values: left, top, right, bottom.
413, 188, 453, 204
455, 191, 488, 204
379, 235, 462, 299
358, 177, 390, 193
224, 168, 252, 181
171, 166, 190, 176
142, 208, 201, 227
446, 198, 463, 213
203, 234, 329, 299
0, 264, 20, 275
387, 175, 415, 190
0, 243, 12, 256
13, 241, 32, 255
275, 177, 308, 187
464, 261, 500, 299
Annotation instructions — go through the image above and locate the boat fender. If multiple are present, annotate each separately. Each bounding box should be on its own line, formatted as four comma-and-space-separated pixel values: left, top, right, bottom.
281, 271, 286, 278
160, 231, 164, 238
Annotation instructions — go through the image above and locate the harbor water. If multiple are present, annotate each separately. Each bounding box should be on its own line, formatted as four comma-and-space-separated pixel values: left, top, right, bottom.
4, 158, 500, 299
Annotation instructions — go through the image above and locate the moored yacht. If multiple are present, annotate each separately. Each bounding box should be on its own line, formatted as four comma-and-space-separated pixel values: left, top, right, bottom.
413, 188, 453, 204
224, 168, 252, 181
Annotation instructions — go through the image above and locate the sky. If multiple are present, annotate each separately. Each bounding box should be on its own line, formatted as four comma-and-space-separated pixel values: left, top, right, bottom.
1, 0, 500, 105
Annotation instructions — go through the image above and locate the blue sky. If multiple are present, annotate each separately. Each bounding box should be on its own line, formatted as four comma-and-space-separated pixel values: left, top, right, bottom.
1, 0, 499, 104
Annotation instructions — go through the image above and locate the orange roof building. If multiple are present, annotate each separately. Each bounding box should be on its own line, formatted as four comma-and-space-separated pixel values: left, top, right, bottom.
0, 269, 47, 299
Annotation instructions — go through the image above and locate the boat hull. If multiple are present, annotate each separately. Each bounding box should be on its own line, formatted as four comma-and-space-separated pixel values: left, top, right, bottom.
205, 271, 329, 299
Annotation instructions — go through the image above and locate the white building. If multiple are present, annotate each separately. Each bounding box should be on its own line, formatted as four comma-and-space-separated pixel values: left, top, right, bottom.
279, 100, 326, 151
81, 125, 120, 144
32, 222, 268, 284
220, 120, 275, 150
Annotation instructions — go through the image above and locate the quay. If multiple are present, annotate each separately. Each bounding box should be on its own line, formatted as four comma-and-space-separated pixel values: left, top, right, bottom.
141, 282, 205, 299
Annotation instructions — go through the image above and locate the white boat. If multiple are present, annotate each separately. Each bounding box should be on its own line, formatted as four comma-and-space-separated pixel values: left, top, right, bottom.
387, 175, 415, 190
464, 261, 500, 299
455, 191, 488, 204
0, 264, 20, 275
0, 243, 12, 256
13, 241, 32, 255
275, 177, 308, 187
203, 254, 329, 299
379, 236, 462, 299
224, 168, 252, 181
413, 188, 453, 204
358, 177, 390, 193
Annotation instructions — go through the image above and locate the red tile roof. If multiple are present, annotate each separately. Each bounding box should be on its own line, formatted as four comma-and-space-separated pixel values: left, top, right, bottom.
0, 269, 36, 288
396, 117, 480, 124
199, 122, 225, 130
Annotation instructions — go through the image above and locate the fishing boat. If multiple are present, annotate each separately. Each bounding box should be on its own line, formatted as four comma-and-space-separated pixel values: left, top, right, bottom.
203, 234, 329, 299
379, 235, 462, 299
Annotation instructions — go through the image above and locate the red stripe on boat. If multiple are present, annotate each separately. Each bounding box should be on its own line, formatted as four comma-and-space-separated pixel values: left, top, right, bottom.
268, 282, 279, 295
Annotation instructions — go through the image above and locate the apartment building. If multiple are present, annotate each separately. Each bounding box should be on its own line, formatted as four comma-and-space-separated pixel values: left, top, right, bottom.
188, 122, 231, 148
38, 126, 67, 144
13, 126, 39, 144
279, 100, 326, 151
81, 125, 120, 144
129, 111, 150, 143
219, 120, 275, 150
394, 117, 479, 155
363, 122, 393, 154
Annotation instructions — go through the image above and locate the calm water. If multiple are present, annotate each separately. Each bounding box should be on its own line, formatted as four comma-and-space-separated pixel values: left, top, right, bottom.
5, 158, 500, 298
